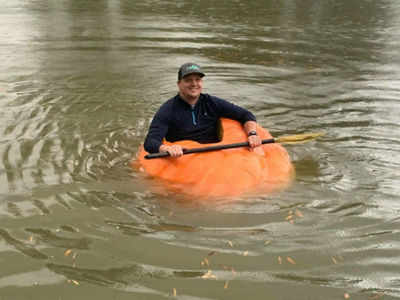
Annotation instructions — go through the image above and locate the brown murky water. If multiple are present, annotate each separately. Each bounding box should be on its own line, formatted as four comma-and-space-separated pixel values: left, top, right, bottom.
1, 1, 400, 299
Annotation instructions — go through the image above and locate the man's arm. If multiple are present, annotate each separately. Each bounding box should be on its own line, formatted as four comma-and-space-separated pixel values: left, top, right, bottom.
143, 107, 169, 153
212, 95, 256, 124
144, 104, 184, 157
212, 96, 262, 148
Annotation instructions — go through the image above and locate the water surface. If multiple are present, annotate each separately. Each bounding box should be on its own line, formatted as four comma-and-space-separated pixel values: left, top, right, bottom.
1, 1, 400, 299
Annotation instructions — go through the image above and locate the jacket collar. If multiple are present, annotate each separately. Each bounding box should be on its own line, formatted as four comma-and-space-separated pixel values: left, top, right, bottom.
176, 93, 203, 108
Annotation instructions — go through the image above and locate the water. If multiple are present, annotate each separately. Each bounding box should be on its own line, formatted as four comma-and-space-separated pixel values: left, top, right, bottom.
1, 0, 400, 299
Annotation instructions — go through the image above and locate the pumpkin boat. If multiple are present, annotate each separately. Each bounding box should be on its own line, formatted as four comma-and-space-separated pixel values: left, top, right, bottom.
134, 118, 295, 198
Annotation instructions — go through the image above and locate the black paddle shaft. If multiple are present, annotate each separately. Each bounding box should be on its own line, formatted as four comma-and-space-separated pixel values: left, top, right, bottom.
144, 138, 276, 159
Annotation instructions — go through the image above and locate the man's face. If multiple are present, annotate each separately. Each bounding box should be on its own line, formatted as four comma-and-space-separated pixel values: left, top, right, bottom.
177, 74, 203, 101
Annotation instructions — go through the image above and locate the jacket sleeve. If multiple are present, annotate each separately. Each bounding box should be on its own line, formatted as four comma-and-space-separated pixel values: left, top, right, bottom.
143, 104, 170, 153
211, 95, 256, 124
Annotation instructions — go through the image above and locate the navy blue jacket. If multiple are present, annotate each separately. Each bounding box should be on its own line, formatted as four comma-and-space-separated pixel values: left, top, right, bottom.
144, 93, 256, 153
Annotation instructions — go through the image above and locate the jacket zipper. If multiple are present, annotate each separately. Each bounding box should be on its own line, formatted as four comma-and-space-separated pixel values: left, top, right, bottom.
191, 107, 197, 125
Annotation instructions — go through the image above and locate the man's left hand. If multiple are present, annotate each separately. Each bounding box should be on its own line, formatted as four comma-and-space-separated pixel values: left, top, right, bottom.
248, 135, 262, 148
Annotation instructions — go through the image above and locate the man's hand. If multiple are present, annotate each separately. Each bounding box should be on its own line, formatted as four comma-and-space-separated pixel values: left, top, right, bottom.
244, 121, 262, 149
159, 144, 184, 157
248, 134, 262, 148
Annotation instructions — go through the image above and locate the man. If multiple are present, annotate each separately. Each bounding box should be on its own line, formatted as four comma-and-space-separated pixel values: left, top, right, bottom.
144, 63, 262, 157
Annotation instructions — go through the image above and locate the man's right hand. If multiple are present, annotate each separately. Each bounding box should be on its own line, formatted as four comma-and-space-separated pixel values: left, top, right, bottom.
159, 144, 184, 157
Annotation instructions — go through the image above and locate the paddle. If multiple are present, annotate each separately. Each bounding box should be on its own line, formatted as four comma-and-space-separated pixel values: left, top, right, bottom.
144, 132, 324, 159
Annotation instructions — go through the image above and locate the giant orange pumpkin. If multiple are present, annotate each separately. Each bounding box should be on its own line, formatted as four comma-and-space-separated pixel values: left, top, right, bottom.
134, 118, 294, 198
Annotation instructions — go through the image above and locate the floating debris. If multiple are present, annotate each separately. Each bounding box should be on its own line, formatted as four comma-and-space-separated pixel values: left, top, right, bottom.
264, 240, 271, 245
67, 279, 80, 286
64, 249, 72, 257
331, 256, 338, 264
285, 208, 304, 224
224, 281, 229, 289
287, 257, 296, 265
243, 251, 249, 256
344, 293, 350, 299
173, 288, 177, 297
72, 252, 79, 267
201, 257, 210, 267
208, 251, 217, 256
295, 209, 304, 217
278, 256, 282, 264
201, 270, 217, 279
227, 241, 233, 247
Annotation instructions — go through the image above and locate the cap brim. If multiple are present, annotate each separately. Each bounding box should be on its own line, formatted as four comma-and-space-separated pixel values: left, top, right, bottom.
182, 72, 205, 78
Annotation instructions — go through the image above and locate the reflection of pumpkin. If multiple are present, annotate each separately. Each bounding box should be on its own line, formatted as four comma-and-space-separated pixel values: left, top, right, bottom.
135, 118, 294, 198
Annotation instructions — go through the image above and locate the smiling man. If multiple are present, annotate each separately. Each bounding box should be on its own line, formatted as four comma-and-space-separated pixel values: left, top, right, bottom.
143, 63, 262, 157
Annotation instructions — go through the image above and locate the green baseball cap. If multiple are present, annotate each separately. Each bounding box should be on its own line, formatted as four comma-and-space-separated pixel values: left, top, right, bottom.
178, 63, 205, 80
